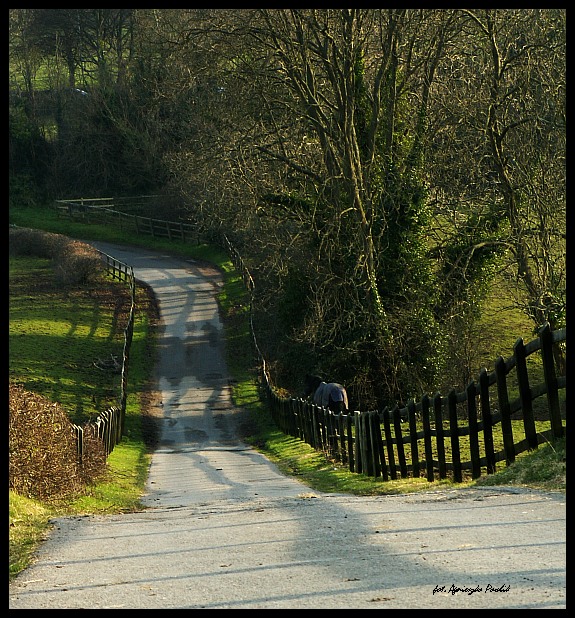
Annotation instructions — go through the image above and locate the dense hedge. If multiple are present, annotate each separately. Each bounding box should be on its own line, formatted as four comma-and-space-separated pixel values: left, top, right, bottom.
9, 226, 101, 285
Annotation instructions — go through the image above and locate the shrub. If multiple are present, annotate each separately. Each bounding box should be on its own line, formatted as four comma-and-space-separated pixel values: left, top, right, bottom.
9, 384, 108, 503
9, 227, 102, 285
9, 227, 66, 258
53, 239, 102, 285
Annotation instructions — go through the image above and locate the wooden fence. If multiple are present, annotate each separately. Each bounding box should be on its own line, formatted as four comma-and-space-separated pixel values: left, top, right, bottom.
72, 406, 122, 462
265, 323, 566, 483
222, 231, 567, 483
72, 250, 136, 462
56, 197, 567, 482
54, 198, 202, 245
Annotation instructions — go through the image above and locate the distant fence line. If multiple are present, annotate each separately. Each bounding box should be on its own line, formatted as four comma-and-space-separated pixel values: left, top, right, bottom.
54, 197, 202, 245
56, 197, 567, 483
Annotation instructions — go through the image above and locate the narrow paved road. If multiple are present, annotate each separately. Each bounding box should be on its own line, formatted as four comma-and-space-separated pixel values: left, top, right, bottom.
9, 243, 566, 609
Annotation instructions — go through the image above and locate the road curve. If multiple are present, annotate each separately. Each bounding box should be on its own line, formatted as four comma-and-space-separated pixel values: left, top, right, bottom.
9, 243, 566, 609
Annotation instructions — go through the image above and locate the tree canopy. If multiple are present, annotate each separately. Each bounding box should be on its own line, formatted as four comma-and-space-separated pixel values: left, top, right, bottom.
9, 9, 566, 408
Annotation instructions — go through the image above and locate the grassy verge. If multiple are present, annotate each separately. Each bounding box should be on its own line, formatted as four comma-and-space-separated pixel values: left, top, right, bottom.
9, 204, 566, 580
9, 249, 158, 577
9, 493, 54, 578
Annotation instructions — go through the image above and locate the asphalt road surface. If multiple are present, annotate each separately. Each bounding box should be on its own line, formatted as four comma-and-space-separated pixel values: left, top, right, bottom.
9, 243, 566, 610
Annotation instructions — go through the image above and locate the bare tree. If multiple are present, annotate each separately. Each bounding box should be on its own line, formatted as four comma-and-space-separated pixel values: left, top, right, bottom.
163, 9, 567, 405
476, 10, 565, 331
223, 10, 462, 405
426, 9, 566, 374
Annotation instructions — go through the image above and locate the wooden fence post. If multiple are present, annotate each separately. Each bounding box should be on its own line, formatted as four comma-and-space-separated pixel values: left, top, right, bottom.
421, 395, 434, 482
361, 412, 374, 477
302, 400, 310, 442
74, 425, 83, 464
495, 356, 515, 466
433, 393, 447, 479
540, 323, 564, 439
304, 403, 312, 446
407, 400, 419, 478
466, 381, 481, 479
346, 413, 355, 472
479, 368, 496, 474
447, 389, 462, 483
337, 412, 347, 464
514, 338, 538, 450
373, 411, 388, 481
311, 406, 320, 449
289, 398, 298, 438
327, 410, 336, 459
368, 411, 380, 478
382, 408, 397, 480
393, 407, 408, 478
354, 411, 363, 474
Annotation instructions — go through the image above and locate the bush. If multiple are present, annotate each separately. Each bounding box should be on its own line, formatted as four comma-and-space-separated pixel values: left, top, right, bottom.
9, 226, 65, 258
9, 227, 102, 284
53, 239, 102, 285
9, 384, 108, 503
